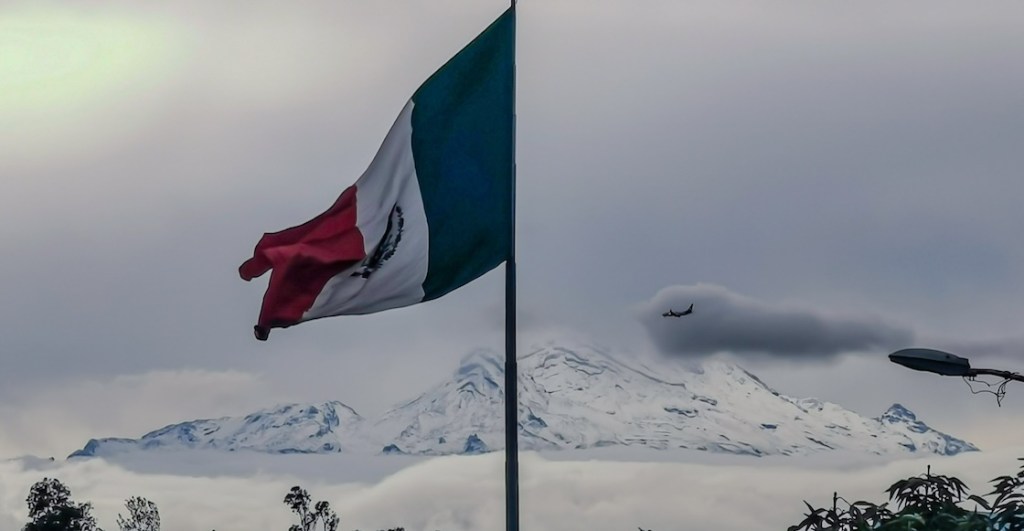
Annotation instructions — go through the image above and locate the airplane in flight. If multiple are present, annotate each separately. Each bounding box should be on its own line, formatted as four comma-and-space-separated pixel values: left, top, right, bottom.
662, 304, 693, 318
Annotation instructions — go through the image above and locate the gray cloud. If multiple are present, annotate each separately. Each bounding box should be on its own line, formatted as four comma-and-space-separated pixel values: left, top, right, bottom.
638, 284, 914, 360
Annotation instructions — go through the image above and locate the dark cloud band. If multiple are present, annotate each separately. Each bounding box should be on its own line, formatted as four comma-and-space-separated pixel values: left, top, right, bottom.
638, 284, 914, 360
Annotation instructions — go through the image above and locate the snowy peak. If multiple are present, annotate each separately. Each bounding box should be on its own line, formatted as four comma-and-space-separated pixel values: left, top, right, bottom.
70, 401, 372, 458
237, 401, 362, 431
369, 349, 508, 455
453, 349, 505, 398
220, 401, 364, 450
875, 403, 977, 455
879, 403, 918, 423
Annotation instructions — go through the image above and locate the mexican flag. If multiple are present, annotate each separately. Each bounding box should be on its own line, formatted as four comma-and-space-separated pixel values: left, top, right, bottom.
239, 9, 515, 340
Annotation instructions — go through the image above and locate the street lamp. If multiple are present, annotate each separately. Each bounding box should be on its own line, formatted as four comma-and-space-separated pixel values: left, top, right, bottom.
889, 348, 1024, 382
888, 347, 1024, 405
888, 348, 972, 376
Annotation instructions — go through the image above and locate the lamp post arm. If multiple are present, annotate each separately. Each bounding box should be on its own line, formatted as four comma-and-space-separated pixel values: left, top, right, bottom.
966, 368, 1024, 383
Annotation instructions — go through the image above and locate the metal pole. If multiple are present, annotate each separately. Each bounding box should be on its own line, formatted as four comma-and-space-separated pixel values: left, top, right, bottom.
504, 244, 519, 531
504, 3, 519, 531
968, 368, 1024, 383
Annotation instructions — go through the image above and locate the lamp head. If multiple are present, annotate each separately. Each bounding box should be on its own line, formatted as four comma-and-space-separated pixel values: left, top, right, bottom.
889, 348, 971, 377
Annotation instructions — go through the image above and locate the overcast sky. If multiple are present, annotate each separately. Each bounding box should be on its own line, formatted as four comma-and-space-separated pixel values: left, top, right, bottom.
2, 0, 1024, 477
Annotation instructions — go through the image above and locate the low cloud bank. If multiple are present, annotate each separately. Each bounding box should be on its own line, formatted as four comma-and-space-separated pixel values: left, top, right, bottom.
4, 449, 1024, 531
638, 284, 914, 360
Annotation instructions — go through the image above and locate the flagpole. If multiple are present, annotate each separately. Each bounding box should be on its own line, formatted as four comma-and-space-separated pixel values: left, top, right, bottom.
504, 2, 519, 531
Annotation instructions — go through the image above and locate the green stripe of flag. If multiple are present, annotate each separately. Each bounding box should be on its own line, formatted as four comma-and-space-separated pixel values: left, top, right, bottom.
411, 8, 515, 301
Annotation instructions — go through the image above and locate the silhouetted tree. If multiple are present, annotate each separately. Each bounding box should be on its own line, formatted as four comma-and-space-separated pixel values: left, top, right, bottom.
24, 478, 101, 531
284, 486, 339, 531
117, 496, 160, 531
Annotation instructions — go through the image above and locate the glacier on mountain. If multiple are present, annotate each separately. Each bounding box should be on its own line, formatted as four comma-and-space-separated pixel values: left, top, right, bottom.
70, 340, 976, 459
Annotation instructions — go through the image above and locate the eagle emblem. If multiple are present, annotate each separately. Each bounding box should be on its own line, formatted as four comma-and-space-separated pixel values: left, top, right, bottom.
352, 203, 405, 279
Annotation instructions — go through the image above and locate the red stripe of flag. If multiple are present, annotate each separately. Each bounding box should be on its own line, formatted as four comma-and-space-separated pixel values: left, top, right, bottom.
239, 186, 366, 340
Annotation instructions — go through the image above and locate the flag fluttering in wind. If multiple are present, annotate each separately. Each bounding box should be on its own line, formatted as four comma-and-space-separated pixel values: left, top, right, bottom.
239, 9, 515, 341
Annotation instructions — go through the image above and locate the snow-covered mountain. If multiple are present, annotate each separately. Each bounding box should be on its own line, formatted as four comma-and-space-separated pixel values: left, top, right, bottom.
70, 340, 977, 458
71, 402, 377, 458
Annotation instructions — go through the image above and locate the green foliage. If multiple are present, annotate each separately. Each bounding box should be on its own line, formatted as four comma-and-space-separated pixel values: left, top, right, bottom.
24, 478, 102, 531
788, 458, 1024, 531
985, 459, 1024, 530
